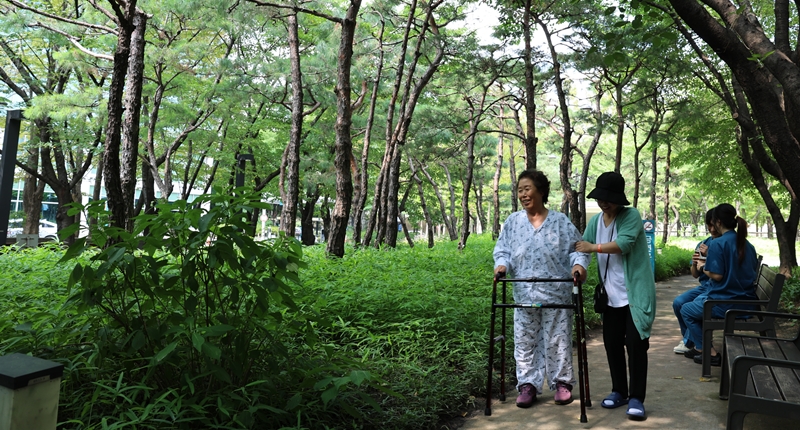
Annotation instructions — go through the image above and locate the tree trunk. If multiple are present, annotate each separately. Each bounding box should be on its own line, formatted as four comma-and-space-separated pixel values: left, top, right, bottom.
441, 163, 459, 240
326, 0, 361, 257
492, 106, 504, 240
458, 132, 476, 250
614, 84, 624, 172
398, 182, 414, 248
352, 20, 384, 248
300, 186, 321, 246
522, 0, 537, 170
669, 0, 800, 233
375, 3, 444, 248
648, 142, 658, 220
102, 2, 136, 234
279, 11, 303, 238
473, 173, 486, 235
120, 11, 147, 231
409, 157, 434, 248
666, 5, 800, 272
577, 83, 604, 232
321, 195, 331, 244
22, 140, 43, 236
661, 140, 672, 244
535, 13, 578, 223
671, 205, 680, 237
420, 163, 455, 241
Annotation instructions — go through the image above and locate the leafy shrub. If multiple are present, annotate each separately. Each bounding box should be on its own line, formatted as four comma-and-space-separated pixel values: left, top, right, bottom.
779, 266, 800, 313
3, 188, 386, 429
0, 223, 695, 429
654, 245, 693, 279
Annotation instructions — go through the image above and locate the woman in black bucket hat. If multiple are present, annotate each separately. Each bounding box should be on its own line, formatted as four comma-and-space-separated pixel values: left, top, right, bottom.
576, 172, 656, 421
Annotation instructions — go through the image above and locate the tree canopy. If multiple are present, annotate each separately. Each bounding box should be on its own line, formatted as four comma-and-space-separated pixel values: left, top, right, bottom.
0, 0, 797, 270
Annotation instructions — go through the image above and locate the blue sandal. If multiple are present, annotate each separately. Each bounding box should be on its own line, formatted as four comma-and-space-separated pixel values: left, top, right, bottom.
626, 398, 646, 420
601, 391, 628, 409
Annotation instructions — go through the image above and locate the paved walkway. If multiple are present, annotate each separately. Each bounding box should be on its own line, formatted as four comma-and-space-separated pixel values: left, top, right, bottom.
460, 275, 794, 429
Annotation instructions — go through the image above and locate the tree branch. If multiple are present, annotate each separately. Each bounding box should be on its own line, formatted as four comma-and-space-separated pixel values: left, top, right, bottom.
245, 0, 342, 23
29, 22, 114, 61
5, 0, 117, 34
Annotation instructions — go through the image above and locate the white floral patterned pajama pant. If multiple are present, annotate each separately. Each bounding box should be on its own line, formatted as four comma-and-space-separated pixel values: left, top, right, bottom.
514, 307, 575, 394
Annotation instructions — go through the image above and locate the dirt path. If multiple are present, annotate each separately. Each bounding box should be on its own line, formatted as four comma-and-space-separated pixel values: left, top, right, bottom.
457, 275, 796, 430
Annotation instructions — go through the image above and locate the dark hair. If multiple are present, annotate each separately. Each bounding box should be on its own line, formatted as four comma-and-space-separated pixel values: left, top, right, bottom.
704, 208, 714, 226
712, 203, 747, 263
517, 170, 550, 203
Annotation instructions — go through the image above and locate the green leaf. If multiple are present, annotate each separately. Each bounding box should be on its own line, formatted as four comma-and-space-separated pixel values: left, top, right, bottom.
192, 332, 205, 352
154, 341, 178, 362
185, 295, 198, 313
201, 324, 234, 337
632, 15, 643, 29
14, 322, 33, 332
201, 341, 221, 359
131, 331, 146, 351
349, 370, 369, 386
58, 238, 87, 263
285, 393, 302, 411
321, 386, 338, 406
58, 222, 80, 239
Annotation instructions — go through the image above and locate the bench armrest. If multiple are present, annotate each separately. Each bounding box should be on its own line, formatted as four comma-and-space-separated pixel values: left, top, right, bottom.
723, 309, 800, 335
703, 299, 768, 319
730, 355, 800, 393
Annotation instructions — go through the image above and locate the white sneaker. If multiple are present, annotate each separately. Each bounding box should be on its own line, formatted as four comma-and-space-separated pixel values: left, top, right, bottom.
673, 340, 690, 354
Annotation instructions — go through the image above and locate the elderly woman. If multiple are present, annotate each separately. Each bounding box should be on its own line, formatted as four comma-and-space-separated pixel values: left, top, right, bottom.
493, 170, 590, 408
576, 171, 656, 421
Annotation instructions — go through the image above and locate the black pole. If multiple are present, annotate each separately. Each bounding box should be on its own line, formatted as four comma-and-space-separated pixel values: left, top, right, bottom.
235, 153, 254, 188
0, 110, 22, 245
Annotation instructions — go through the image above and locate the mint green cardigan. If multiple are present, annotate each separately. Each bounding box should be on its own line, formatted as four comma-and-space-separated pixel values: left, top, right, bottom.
584, 207, 656, 339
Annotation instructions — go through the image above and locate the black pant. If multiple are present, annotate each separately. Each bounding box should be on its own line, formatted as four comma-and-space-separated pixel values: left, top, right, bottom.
603, 305, 649, 402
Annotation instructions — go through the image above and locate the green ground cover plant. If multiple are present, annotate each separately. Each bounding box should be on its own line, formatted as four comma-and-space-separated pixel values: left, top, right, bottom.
0, 219, 695, 429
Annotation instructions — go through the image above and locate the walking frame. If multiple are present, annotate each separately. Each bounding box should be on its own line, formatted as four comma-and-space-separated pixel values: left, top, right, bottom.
484, 273, 591, 423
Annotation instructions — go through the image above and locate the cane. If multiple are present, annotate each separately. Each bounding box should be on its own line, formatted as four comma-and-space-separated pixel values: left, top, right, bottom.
572, 272, 589, 423
485, 271, 505, 415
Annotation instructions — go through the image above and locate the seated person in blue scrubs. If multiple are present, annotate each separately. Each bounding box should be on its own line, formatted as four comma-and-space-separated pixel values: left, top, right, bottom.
679, 203, 759, 366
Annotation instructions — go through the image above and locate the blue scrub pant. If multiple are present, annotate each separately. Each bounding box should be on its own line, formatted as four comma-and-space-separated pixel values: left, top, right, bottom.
680, 297, 753, 351
672, 286, 704, 348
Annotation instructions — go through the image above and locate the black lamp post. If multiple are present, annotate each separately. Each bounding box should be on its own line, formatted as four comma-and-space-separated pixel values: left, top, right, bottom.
0, 110, 22, 245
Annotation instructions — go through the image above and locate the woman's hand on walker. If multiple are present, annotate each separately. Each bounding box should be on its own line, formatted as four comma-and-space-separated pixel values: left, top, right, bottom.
572, 265, 587, 282
494, 265, 507, 280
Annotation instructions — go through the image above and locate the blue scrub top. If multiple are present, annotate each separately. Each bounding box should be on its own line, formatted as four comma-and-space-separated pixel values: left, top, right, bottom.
703, 230, 759, 300
695, 236, 714, 285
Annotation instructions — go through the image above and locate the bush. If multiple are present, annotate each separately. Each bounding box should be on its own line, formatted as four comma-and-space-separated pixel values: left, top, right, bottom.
3, 189, 388, 429
779, 266, 800, 313
1, 224, 693, 429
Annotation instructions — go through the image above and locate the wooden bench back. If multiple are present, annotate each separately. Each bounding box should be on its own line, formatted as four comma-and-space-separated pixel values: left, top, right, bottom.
754, 264, 785, 312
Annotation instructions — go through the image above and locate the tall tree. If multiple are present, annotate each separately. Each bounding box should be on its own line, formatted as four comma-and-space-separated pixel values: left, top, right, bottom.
367, 0, 446, 248
326, 0, 362, 257
650, 0, 800, 271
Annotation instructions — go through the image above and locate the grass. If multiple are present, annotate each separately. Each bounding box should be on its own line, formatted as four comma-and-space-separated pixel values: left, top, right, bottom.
663, 235, 794, 267
0, 233, 727, 429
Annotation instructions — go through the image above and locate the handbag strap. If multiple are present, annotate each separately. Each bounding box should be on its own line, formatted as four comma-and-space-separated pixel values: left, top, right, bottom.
600, 219, 615, 283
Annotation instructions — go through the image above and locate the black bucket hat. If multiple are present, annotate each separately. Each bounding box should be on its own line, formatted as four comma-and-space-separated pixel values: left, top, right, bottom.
587, 171, 630, 205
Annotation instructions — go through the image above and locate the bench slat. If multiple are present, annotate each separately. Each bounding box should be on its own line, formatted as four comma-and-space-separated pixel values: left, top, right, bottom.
742, 336, 783, 400
725, 336, 752, 396
776, 340, 800, 403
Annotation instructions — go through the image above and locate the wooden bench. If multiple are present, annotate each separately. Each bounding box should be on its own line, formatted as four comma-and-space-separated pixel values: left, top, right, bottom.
719, 309, 800, 429
700, 263, 784, 377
